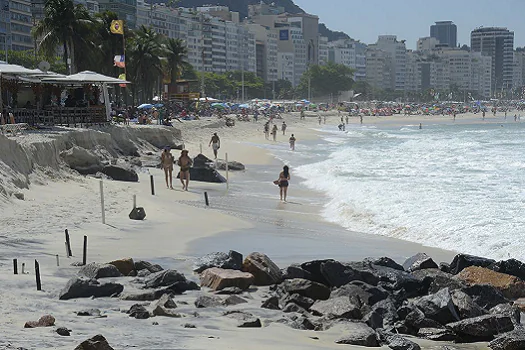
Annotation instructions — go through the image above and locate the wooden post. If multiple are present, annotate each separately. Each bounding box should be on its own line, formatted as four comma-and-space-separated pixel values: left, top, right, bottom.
13, 259, 17, 275
65, 242, 70, 258
150, 175, 155, 195
21, 263, 25, 274
204, 192, 209, 206
225, 152, 229, 190
100, 180, 106, 224
35, 260, 41, 291
82, 235, 88, 266
65, 229, 72, 257
56, 254, 59, 267
133, 194, 136, 209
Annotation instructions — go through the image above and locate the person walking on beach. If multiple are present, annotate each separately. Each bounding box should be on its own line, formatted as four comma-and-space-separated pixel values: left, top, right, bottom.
178, 150, 192, 191
289, 134, 296, 151
323, 115, 326, 124
345, 115, 349, 124
282, 121, 287, 135
275, 165, 290, 202
264, 122, 270, 140
272, 124, 278, 141
300, 109, 305, 120
209, 133, 220, 159
161, 146, 175, 189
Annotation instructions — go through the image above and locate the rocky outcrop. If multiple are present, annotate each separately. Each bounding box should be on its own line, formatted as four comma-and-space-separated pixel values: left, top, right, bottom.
193, 251, 243, 273
456, 266, 525, 299
24, 315, 55, 328
447, 314, 515, 342
101, 165, 138, 182
59, 277, 123, 300
74, 334, 115, 350
200, 267, 254, 291
449, 254, 496, 275
79, 263, 122, 279
242, 252, 282, 286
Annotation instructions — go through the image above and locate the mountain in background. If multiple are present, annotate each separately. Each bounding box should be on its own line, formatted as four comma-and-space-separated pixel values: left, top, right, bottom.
171, 0, 349, 42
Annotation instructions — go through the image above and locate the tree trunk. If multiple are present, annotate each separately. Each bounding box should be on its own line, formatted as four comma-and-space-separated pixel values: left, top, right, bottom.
63, 42, 69, 73
69, 41, 76, 74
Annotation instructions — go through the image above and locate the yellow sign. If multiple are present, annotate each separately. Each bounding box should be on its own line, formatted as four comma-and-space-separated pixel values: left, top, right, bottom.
110, 20, 124, 35
118, 73, 126, 80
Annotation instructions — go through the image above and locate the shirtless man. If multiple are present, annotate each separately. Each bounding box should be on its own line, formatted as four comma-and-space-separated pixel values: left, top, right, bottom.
160, 146, 174, 189
209, 133, 220, 159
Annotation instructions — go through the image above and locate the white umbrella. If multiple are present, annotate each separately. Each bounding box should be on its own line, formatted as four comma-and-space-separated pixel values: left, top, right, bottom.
42, 70, 130, 84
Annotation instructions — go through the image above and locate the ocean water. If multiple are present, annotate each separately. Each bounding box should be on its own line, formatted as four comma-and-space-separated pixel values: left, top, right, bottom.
272, 122, 525, 261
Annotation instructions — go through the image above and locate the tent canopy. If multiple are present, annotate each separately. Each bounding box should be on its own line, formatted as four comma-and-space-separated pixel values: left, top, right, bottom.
42, 70, 130, 84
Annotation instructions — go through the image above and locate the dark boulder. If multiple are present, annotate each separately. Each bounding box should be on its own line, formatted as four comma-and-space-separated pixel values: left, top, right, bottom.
193, 250, 243, 273
320, 260, 379, 287
215, 286, 244, 295
362, 297, 397, 330
282, 302, 308, 314
462, 284, 509, 310
402, 253, 438, 272
127, 304, 150, 319
449, 254, 496, 275
193, 154, 213, 167
310, 296, 361, 320
79, 263, 122, 279
101, 165, 138, 182
300, 259, 334, 285
215, 159, 245, 171
222, 295, 248, 306
417, 327, 456, 341
450, 289, 486, 319
282, 264, 314, 281
134, 260, 163, 273
377, 330, 421, 350
179, 167, 226, 183
129, 207, 146, 220
225, 311, 262, 328
144, 270, 187, 288
414, 288, 460, 324
489, 304, 521, 324
121, 281, 199, 301
241, 252, 282, 286
73, 334, 115, 350
335, 323, 379, 347
332, 280, 389, 307
488, 259, 525, 281
261, 296, 280, 310
411, 268, 465, 294
56, 327, 71, 336
488, 326, 525, 350
365, 256, 404, 271
281, 293, 315, 310
399, 304, 443, 335
195, 295, 222, 308
439, 262, 451, 273
282, 278, 330, 300
59, 277, 123, 300
447, 314, 514, 342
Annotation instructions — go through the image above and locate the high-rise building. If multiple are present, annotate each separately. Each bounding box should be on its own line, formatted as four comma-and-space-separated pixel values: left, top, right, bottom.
430, 21, 457, 48
245, 23, 278, 83
373, 35, 407, 91
471, 27, 514, 94
98, 0, 137, 29
365, 46, 390, 91
327, 39, 366, 81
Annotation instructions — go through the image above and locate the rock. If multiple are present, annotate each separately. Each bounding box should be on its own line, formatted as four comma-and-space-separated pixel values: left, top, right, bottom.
137, 269, 151, 277
490, 304, 521, 324
13, 192, 24, 200
101, 165, 138, 182
488, 326, 525, 350
226, 312, 262, 328
488, 259, 525, 281
79, 263, 122, 279
156, 294, 177, 309
417, 327, 456, 341
411, 268, 465, 294
403, 253, 438, 272
370, 264, 426, 297
200, 267, 254, 291
56, 327, 71, 336
179, 167, 226, 183
449, 254, 496, 275
242, 252, 282, 286
74, 334, 115, 350
215, 159, 245, 171
281, 293, 315, 310
215, 286, 244, 295
121, 281, 199, 301
462, 284, 509, 310
400, 305, 443, 334
450, 289, 486, 319
414, 288, 460, 324
362, 298, 397, 330
152, 304, 181, 318
59, 277, 123, 300
377, 330, 421, 350
300, 259, 334, 285
127, 304, 150, 319
332, 280, 389, 307
183, 323, 197, 329
365, 257, 404, 271
60, 146, 102, 175
134, 260, 163, 273
223, 295, 248, 306
193, 251, 243, 273
440, 262, 451, 273
261, 296, 280, 310
319, 260, 379, 287
335, 323, 379, 347
310, 296, 361, 319
447, 314, 514, 341
456, 266, 525, 299
195, 295, 222, 308
24, 315, 55, 328
282, 264, 314, 280
128, 207, 146, 220
193, 154, 213, 167
144, 270, 187, 288
282, 302, 308, 314
77, 309, 102, 317
282, 278, 330, 300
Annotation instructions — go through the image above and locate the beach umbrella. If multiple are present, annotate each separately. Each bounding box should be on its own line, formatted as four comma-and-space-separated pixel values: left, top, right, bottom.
137, 103, 153, 109
239, 103, 250, 108
154, 103, 164, 108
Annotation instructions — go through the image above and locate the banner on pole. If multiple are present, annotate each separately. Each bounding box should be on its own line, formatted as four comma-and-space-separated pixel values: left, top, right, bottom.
110, 20, 124, 35
114, 54, 125, 68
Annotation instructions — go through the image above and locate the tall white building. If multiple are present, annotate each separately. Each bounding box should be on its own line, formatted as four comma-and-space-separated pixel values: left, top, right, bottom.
328, 39, 366, 81
318, 35, 328, 65
365, 46, 391, 90
374, 35, 407, 91
246, 23, 278, 83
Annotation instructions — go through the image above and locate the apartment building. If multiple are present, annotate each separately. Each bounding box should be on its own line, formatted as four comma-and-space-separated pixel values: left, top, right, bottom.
327, 39, 366, 81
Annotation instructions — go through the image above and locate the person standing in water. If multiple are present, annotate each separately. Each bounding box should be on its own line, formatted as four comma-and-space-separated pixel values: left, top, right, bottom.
289, 134, 296, 151
161, 146, 175, 189
178, 150, 192, 191
276, 165, 290, 202
209, 133, 220, 159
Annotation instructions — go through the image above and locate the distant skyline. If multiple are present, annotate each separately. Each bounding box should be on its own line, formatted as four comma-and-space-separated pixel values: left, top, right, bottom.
293, 0, 525, 49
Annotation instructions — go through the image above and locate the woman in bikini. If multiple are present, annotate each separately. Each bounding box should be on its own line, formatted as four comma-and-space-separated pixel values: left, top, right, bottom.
277, 165, 290, 202
160, 146, 174, 189
178, 150, 192, 191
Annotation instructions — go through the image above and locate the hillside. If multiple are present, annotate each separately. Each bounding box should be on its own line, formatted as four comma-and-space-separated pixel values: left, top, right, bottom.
173, 0, 348, 41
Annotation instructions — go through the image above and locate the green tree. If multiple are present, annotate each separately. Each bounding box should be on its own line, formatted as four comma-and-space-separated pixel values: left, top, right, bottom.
162, 38, 189, 83
273, 79, 294, 99
32, 0, 95, 73
298, 62, 354, 99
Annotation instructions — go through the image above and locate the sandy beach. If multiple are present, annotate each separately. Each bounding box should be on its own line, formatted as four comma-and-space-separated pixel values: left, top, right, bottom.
0, 110, 507, 349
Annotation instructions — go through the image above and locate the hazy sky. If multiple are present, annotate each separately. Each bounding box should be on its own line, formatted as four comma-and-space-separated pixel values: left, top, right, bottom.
293, 0, 525, 49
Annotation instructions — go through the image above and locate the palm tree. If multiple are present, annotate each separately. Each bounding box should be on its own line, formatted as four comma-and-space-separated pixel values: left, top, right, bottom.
162, 38, 188, 83
127, 26, 163, 102
32, 0, 95, 73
